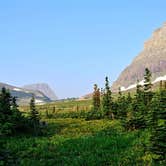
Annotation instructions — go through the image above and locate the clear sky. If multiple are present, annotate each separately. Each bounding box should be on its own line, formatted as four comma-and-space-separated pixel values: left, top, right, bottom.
0, 0, 166, 99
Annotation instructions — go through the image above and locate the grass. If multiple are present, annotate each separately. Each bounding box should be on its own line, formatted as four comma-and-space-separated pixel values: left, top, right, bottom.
4, 117, 154, 166
3, 97, 161, 166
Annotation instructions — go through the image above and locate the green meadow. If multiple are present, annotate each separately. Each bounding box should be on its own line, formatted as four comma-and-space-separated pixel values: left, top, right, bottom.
3, 100, 153, 166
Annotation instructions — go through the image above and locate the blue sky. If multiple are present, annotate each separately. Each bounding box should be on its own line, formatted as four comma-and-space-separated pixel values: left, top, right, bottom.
0, 0, 166, 98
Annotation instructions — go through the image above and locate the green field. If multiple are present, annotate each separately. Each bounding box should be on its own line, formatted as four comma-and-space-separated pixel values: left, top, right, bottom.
3, 100, 154, 166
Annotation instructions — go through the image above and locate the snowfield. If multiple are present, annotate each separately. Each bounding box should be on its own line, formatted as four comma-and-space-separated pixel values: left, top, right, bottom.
121, 75, 166, 91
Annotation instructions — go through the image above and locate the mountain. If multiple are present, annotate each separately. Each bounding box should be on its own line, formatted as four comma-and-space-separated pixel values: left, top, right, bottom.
111, 22, 166, 92
23, 83, 58, 101
0, 82, 52, 105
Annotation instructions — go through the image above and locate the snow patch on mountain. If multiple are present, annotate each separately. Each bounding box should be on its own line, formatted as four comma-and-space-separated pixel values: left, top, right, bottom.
35, 99, 44, 103
153, 75, 166, 83
13, 88, 22, 91
121, 75, 166, 91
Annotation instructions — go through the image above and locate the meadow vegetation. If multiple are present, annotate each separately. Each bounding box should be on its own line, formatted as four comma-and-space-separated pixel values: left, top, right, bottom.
0, 68, 165, 165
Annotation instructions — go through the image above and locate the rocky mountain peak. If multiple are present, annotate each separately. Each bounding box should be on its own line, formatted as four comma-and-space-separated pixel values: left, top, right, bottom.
111, 22, 166, 91
23, 83, 58, 101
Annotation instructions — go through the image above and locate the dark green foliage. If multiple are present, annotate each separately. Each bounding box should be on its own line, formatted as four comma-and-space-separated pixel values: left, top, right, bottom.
0, 139, 18, 166
149, 89, 166, 163
29, 96, 41, 136
93, 84, 101, 111
0, 87, 25, 136
143, 68, 153, 108
102, 77, 113, 118
124, 82, 145, 130
4, 119, 153, 165
144, 68, 153, 92
126, 92, 132, 104
29, 95, 39, 123
116, 88, 128, 120
125, 67, 153, 131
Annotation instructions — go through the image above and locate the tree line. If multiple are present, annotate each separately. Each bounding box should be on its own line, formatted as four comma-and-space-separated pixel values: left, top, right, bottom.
90, 68, 166, 163
0, 88, 41, 137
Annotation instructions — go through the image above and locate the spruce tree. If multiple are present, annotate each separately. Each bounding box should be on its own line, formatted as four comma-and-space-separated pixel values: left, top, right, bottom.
144, 68, 152, 92
29, 95, 40, 135
0, 87, 13, 135
126, 92, 132, 104
131, 81, 146, 129
102, 77, 113, 118
143, 68, 153, 127
149, 88, 166, 163
0, 87, 12, 118
117, 88, 127, 120
29, 95, 39, 123
143, 68, 153, 106
93, 84, 101, 111
0, 88, 24, 135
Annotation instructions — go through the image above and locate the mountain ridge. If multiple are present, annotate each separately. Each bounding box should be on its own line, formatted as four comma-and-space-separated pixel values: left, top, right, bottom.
23, 83, 58, 101
111, 22, 166, 91
0, 82, 57, 105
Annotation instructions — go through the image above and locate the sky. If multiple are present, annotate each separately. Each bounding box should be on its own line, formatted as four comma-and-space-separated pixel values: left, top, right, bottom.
0, 0, 166, 99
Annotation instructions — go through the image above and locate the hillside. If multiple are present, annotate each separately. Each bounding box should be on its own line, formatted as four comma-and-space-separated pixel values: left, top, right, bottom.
0, 82, 51, 105
111, 22, 166, 91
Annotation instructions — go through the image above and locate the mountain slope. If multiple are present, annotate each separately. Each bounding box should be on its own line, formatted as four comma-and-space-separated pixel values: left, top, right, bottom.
111, 22, 166, 91
0, 82, 51, 105
23, 83, 58, 101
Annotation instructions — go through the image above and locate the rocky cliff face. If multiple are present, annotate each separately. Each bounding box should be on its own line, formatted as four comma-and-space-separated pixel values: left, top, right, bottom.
111, 22, 166, 91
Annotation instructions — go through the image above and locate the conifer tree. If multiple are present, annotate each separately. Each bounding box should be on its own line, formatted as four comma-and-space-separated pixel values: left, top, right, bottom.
0, 88, 24, 135
0, 87, 13, 135
102, 77, 113, 118
144, 68, 153, 92
130, 81, 146, 129
126, 92, 132, 104
116, 88, 127, 120
11, 96, 23, 132
93, 84, 101, 111
149, 88, 166, 163
0, 87, 12, 117
29, 95, 39, 123
143, 68, 153, 105
29, 95, 41, 135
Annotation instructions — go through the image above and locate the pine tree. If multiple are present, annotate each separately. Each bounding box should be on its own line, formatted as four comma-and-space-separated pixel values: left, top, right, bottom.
29, 95, 39, 123
0, 87, 13, 135
126, 92, 132, 104
102, 77, 113, 118
29, 95, 41, 135
143, 68, 153, 128
130, 81, 146, 129
149, 88, 166, 163
0, 87, 12, 118
93, 84, 101, 111
0, 88, 24, 135
143, 68, 153, 105
116, 88, 127, 120
11, 96, 23, 132
144, 68, 152, 92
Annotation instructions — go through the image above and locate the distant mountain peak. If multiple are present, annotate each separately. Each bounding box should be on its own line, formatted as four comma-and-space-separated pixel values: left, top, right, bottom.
111, 22, 166, 91
23, 83, 58, 100
0, 82, 51, 105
